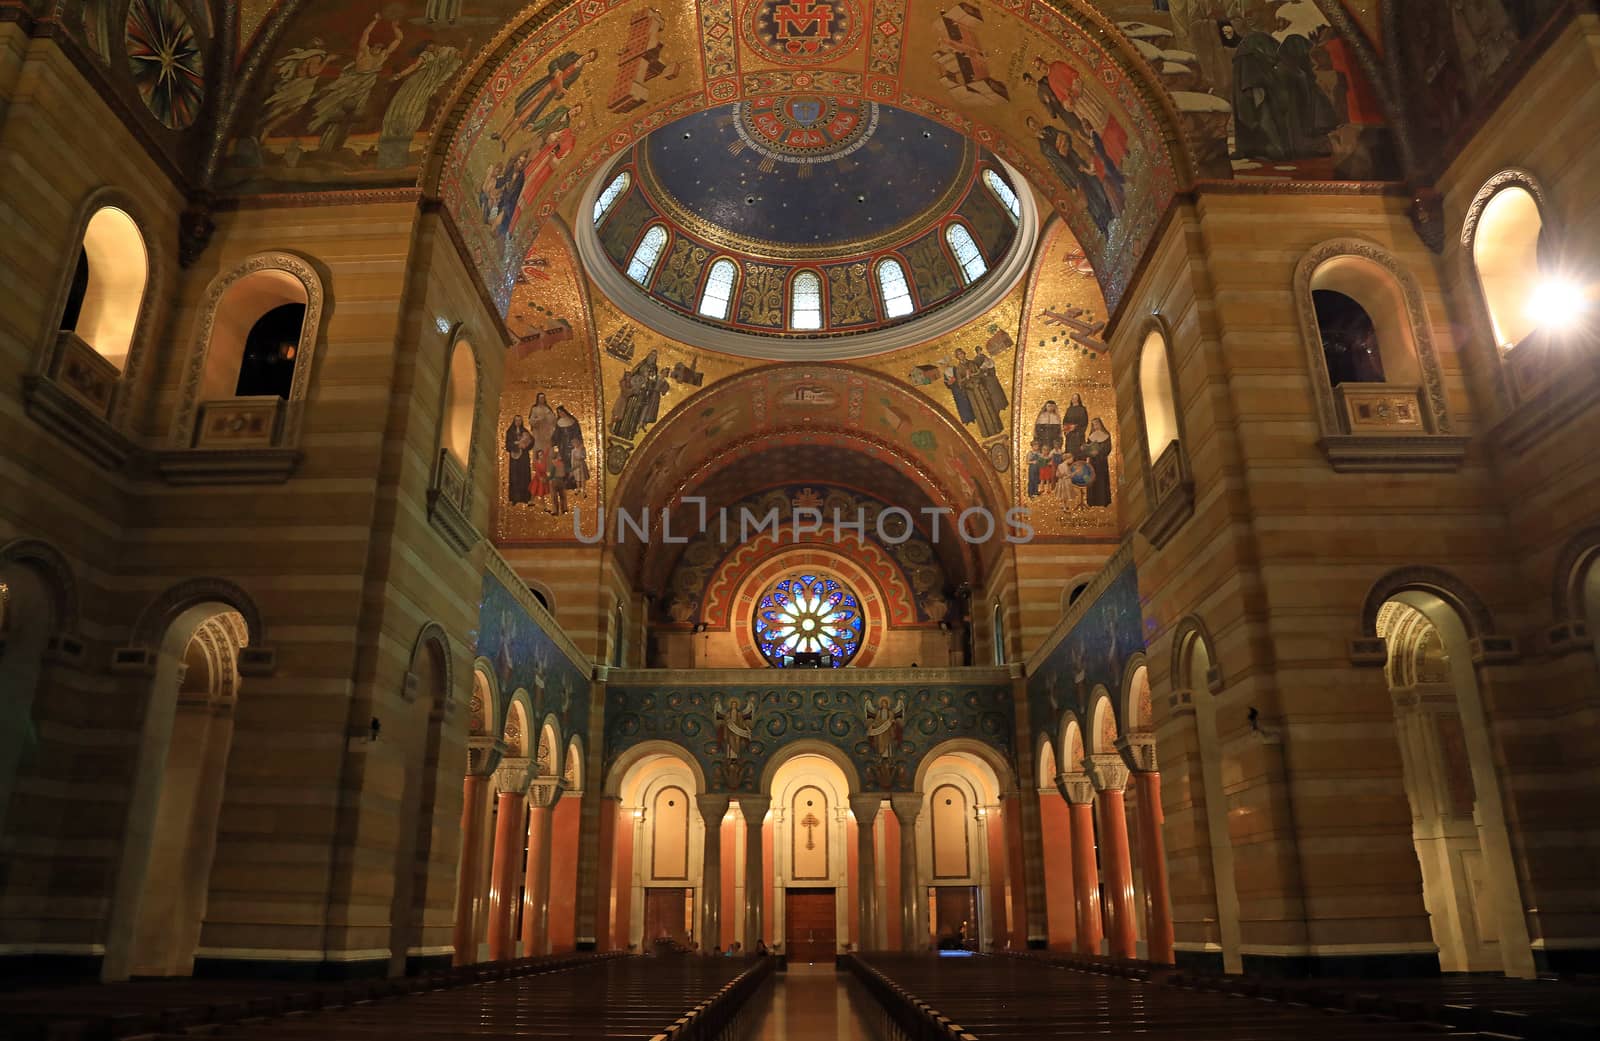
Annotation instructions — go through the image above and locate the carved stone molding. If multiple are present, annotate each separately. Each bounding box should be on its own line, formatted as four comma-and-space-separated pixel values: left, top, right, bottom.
1084, 753, 1130, 794
132, 576, 267, 651
1543, 620, 1592, 657
1116, 734, 1157, 774
22, 374, 136, 470
1348, 636, 1389, 667
1055, 772, 1095, 806
1361, 566, 1496, 641
494, 756, 531, 795
1319, 434, 1469, 472
407, 622, 455, 705
743, 795, 775, 822
527, 778, 562, 808
171, 251, 325, 450
1469, 635, 1520, 666
154, 447, 303, 485
1460, 169, 1549, 256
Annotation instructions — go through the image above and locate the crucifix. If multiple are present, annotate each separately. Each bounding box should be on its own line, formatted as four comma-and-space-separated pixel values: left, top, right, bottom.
800, 810, 821, 850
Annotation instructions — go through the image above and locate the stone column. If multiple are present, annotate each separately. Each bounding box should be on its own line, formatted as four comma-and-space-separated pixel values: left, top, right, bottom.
1059, 772, 1102, 955
452, 770, 488, 965
521, 780, 559, 955
1120, 734, 1175, 964
890, 793, 924, 951
739, 796, 770, 950
486, 763, 528, 961
592, 795, 619, 949
1086, 753, 1137, 960
849, 795, 883, 950
696, 794, 730, 951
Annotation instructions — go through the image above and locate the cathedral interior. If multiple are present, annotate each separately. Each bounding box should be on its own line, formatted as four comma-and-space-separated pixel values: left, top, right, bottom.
1, 1, 1598, 1038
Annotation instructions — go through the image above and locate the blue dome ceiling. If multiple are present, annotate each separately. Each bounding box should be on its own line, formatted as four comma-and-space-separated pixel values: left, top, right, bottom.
641, 97, 974, 253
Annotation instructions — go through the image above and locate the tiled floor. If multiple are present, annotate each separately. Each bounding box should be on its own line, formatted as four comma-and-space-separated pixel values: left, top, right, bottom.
742, 963, 887, 1041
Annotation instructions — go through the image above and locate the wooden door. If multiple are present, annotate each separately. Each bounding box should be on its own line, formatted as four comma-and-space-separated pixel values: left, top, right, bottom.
933, 886, 978, 950
784, 888, 837, 963
643, 887, 691, 946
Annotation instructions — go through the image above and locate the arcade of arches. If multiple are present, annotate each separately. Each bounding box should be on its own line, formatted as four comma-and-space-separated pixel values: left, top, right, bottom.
1, 0, 1599, 1011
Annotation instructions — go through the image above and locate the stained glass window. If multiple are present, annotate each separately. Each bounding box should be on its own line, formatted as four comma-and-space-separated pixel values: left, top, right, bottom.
699, 258, 738, 319
946, 223, 987, 285
627, 225, 668, 285
876, 258, 915, 319
983, 168, 1021, 223
594, 171, 631, 225
789, 271, 823, 331
754, 573, 865, 668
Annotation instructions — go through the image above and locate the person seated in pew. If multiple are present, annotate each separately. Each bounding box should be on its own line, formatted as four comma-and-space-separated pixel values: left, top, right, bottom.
755, 939, 769, 955
726, 942, 742, 957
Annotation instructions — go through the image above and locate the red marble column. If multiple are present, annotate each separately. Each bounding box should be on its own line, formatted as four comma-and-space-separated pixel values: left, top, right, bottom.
547, 795, 581, 951
1087, 754, 1137, 960
1038, 791, 1077, 950
1003, 792, 1030, 949
593, 796, 618, 949
452, 773, 487, 965
1132, 768, 1175, 964
984, 805, 1009, 950
486, 788, 526, 961
1060, 773, 1103, 955
521, 791, 555, 955
720, 812, 738, 950
611, 805, 635, 950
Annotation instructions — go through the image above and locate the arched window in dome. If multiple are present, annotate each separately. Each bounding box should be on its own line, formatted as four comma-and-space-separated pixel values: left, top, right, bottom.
754, 573, 864, 668
593, 171, 631, 226
699, 258, 738, 320
876, 258, 915, 319
945, 223, 987, 284
626, 225, 668, 286
983, 168, 1021, 223
61, 206, 149, 371
789, 271, 823, 331
1470, 182, 1547, 351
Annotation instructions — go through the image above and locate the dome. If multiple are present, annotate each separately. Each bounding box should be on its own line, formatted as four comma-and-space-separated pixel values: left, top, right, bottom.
577, 96, 1038, 360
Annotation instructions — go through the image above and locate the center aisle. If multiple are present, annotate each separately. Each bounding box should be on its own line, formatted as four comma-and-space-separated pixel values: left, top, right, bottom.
743, 963, 888, 1041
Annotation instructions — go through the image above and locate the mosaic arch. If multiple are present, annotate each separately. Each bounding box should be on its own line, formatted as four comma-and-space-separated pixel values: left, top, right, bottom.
603, 677, 1015, 793
220, 2, 1426, 305
610, 362, 1008, 527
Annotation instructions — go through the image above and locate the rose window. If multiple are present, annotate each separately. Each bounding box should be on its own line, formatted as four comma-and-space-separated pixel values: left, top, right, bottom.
754, 573, 864, 668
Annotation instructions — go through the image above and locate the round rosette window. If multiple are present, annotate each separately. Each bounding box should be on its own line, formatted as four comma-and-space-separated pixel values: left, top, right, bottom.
755, 573, 864, 668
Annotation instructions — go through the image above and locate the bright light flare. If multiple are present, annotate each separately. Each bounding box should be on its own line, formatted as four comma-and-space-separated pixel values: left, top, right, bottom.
1526, 276, 1591, 333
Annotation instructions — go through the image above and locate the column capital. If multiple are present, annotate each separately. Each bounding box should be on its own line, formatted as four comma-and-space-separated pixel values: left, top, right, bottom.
889, 792, 923, 824
494, 757, 531, 794
527, 778, 562, 808
1084, 753, 1129, 793
695, 793, 732, 823
1056, 772, 1096, 805
738, 795, 771, 822
849, 794, 884, 824
1116, 733, 1158, 773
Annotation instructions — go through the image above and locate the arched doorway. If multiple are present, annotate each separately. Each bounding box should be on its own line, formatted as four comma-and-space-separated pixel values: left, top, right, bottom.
1377, 591, 1534, 976
918, 750, 1005, 953
1177, 626, 1242, 974
103, 599, 253, 981
608, 748, 706, 951
769, 754, 853, 962
387, 629, 451, 976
